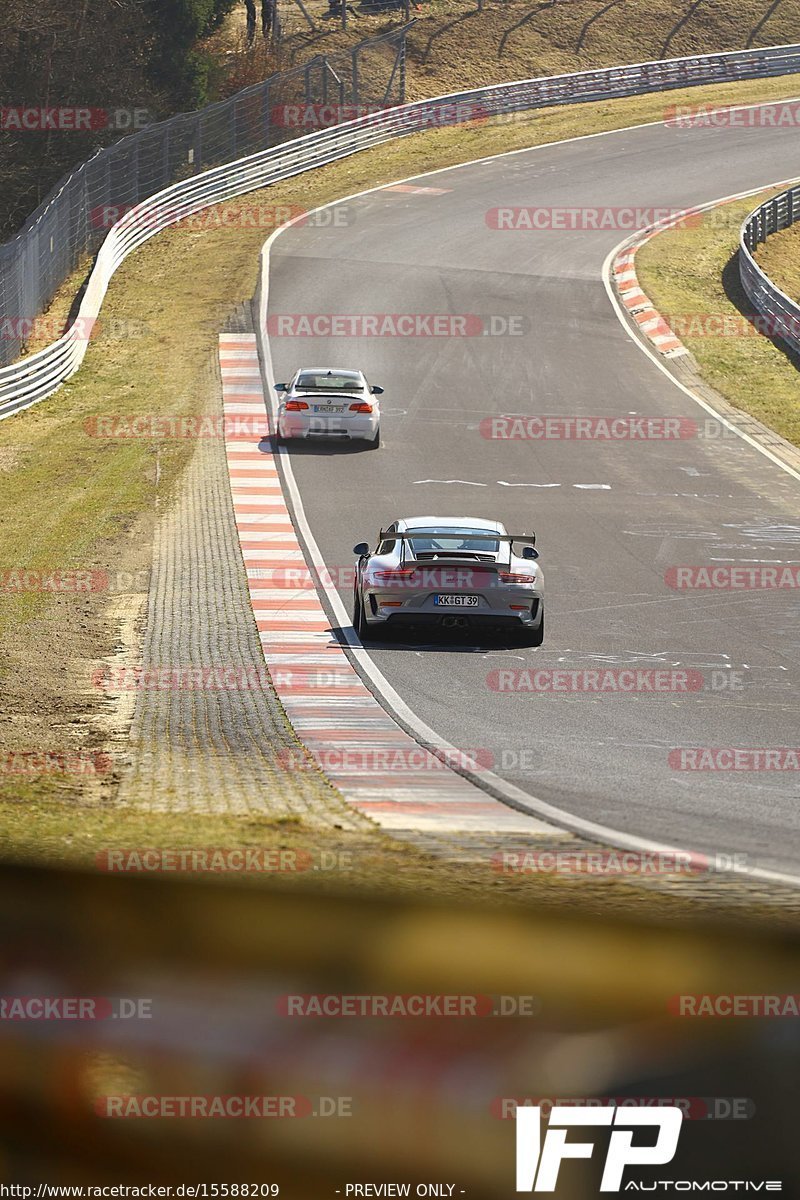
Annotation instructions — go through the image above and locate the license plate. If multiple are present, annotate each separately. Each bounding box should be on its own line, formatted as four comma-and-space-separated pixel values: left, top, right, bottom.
312, 404, 344, 413
434, 594, 479, 607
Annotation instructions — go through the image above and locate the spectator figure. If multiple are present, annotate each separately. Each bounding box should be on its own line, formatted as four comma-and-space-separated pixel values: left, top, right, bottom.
262, 0, 275, 38
246, 0, 275, 41
327, 0, 357, 16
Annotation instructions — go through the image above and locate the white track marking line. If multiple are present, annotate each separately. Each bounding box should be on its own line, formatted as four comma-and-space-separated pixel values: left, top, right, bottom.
221, 339, 555, 836
603, 180, 800, 486
255, 106, 800, 884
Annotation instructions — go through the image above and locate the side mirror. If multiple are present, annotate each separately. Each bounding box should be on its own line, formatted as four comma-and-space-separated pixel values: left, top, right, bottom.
274, 382, 287, 392
353, 542, 370, 556
522, 545, 539, 560
370, 385, 384, 395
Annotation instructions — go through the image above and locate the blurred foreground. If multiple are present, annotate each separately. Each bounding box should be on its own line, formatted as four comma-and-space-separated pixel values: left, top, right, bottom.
0, 863, 797, 1196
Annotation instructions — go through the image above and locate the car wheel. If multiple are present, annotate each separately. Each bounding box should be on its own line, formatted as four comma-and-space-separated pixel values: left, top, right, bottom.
353, 593, 376, 641
518, 611, 544, 647
366, 428, 380, 451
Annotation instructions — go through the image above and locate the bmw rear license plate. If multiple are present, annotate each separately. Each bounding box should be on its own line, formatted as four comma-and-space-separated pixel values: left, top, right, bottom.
434, 595, 479, 607
313, 404, 344, 412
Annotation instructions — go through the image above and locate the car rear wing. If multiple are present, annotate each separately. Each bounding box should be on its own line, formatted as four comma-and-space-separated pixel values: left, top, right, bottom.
378, 530, 536, 544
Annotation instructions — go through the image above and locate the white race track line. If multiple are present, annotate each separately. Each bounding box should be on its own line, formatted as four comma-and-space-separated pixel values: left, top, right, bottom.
257, 96, 800, 887
222, 336, 553, 835
603, 182, 800, 486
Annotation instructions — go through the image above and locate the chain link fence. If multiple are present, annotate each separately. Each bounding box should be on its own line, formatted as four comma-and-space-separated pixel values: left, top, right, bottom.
4, 42, 800, 412
0, 24, 411, 368
269, 0, 414, 45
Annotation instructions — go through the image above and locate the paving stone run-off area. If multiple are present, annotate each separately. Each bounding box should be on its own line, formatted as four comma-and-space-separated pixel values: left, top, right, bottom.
115, 314, 366, 826
222, 330, 560, 838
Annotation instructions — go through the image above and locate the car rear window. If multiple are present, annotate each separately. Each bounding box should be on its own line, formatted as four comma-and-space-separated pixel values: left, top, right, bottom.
296, 373, 364, 391
408, 532, 500, 554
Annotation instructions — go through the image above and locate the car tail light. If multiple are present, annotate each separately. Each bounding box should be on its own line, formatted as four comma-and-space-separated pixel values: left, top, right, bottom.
348, 402, 374, 413
284, 400, 309, 411
371, 568, 417, 583
498, 571, 537, 584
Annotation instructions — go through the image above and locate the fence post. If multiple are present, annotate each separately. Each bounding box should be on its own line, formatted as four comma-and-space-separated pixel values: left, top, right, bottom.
193, 115, 203, 172
399, 30, 407, 100
160, 125, 170, 188
162, 125, 170, 189
263, 80, 272, 148
103, 151, 112, 234
131, 136, 140, 205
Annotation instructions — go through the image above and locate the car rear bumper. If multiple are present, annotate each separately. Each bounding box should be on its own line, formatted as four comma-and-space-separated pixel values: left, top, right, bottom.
278, 414, 378, 441
369, 598, 543, 630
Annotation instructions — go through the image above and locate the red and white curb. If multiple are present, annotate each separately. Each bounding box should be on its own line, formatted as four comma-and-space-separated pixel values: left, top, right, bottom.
219, 333, 550, 835
612, 235, 690, 358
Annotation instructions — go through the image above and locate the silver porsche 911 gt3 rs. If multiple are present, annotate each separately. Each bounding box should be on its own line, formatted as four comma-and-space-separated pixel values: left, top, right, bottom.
352, 516, 544, 645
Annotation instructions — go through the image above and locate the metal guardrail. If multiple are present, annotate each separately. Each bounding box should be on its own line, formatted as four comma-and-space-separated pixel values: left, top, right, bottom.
5, 41, 800, 419
740, 183, 800, 355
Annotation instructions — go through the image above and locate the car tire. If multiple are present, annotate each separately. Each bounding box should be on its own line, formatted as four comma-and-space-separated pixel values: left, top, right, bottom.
353, 593, 376, 642
366, 428, 380, 451
518, 611, 544, 647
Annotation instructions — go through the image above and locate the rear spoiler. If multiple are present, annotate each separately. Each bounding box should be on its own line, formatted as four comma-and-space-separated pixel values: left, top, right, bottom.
379, 530, 536, 545
295, 391, 364, 399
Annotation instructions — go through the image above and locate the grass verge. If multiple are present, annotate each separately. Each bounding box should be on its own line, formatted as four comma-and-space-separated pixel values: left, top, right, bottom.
3, 797, 800, 927
753, 214, 800, 304
3, 75, 800, 910
637, 185, 800, 448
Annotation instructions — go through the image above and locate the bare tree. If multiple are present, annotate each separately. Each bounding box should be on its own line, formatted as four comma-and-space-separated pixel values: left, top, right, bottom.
245, 0, 257, 42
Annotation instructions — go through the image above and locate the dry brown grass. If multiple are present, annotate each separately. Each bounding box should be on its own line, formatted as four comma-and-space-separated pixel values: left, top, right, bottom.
637, 186, 800, 448
754, 215, 800, 303
205, 0, 800, 104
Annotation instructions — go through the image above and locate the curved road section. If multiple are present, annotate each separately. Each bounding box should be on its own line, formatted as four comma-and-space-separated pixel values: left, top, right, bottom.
266, 113, 800, 878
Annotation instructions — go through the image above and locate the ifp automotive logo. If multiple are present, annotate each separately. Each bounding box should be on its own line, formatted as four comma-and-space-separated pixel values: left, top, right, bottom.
515, 1104, 682, 1192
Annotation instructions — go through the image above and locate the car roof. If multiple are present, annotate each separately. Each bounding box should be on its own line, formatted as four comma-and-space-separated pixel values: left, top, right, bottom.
397, 516, 506, 533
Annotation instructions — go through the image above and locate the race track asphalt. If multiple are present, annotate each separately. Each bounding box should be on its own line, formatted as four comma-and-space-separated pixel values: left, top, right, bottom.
267, 112, 800, 875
